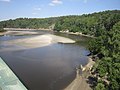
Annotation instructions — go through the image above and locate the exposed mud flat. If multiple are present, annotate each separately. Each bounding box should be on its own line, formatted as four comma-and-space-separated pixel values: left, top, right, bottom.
5, 34, 75, 48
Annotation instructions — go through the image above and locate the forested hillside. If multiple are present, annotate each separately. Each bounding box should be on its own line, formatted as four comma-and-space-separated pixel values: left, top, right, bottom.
0, 10, 120, 37
0, 17, 58, 29
88, 20, 120, 90
54, 10, 120, 36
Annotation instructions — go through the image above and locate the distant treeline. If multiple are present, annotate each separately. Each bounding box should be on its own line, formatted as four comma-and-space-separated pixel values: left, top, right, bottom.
0, 17, 58, 29
54, 10, 120, 36
0, 10, 120, 37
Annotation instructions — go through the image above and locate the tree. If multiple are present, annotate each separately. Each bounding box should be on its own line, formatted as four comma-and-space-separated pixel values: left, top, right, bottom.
95, 83, 105, 90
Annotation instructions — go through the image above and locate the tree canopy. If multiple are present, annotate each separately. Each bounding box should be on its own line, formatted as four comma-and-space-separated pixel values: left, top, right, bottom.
89, 21, 120, 90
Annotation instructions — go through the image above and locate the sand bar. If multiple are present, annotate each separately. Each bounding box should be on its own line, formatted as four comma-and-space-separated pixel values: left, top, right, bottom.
0, 31, 39, 36
5, 34, 75, 48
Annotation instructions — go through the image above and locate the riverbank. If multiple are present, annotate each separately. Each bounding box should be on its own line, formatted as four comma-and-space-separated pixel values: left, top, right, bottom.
3, 28, 95, 38
0, 32, 5, 36
0, 31, 40, 36
0, 30, 7, 36
64, 57, 95, 90
4, 28, 52, 31
59, 31, 95, 38
5, 34, 75, 48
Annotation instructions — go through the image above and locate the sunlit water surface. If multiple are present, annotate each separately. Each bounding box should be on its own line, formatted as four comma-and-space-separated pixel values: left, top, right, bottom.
0, 31, 90, 90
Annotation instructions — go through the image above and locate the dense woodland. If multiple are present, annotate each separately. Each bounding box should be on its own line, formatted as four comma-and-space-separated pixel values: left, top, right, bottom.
0, 10, 120, 90
54, 10, 120, 37
89, 21, 120, 90
0, 17, 58, 29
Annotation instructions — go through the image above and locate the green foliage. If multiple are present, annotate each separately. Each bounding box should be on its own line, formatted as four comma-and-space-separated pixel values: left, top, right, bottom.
0, 17, 58, 29
54, 21, 62, 31
89, 20, 120, 90
95, 83, 106, 90
0, 27, 5, 32
0, 10, 120, 35
54, 10, 120, 36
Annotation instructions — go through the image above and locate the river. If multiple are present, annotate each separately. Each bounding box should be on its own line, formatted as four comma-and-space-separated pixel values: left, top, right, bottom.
0, 30, 90, 90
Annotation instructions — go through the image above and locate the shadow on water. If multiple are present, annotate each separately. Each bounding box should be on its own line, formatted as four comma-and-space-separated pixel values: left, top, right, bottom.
53, 32, 91, 48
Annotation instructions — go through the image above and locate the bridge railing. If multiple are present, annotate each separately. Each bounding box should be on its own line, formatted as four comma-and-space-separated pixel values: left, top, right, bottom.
0, 57, 28, 90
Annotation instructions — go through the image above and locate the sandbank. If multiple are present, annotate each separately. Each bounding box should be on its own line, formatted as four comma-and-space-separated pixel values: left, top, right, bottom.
6, 34, 75, 48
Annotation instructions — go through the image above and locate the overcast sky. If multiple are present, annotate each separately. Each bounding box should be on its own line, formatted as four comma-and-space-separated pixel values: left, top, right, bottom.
0, 0, 120, 21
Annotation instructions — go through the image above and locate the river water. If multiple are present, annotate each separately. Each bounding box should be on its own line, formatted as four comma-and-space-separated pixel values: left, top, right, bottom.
0, 31, 90, 90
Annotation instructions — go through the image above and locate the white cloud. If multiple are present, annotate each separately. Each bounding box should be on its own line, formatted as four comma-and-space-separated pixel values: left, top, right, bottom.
52, 0, 62, 4
49, 3, 55, 6
34, 7, 41, 11
49, 0, 63, 6
32, 7, 41, 15
32, 12, 37, 15
67, 0, 89, 3
0, 0, 11, 2
83, 0, 88, 3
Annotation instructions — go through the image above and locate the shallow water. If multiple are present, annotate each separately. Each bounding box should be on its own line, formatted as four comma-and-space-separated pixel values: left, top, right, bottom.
0, 32, 90, 90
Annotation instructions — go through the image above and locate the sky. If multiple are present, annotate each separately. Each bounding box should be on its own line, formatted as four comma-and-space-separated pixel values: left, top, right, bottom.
0, 0, 120, 21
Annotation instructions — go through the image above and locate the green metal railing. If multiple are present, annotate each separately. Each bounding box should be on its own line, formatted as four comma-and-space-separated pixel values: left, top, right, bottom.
0, 57, 27, 90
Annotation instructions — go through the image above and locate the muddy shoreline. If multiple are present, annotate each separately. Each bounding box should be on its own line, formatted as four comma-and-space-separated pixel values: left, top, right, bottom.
64, 57, 95, 90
